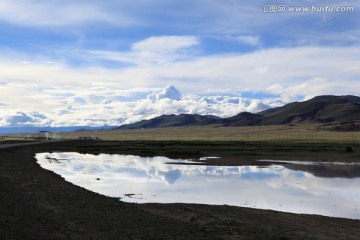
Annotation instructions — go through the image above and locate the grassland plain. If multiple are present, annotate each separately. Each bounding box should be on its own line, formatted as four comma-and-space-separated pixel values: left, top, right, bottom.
55, 124, 360, 162
57, 124, 360, 142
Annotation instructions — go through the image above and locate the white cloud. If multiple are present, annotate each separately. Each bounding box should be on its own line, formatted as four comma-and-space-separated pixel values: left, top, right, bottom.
0, 85, 283, 127
1, 45, 360, 102
123, 46, 360, 96
132, 36, 199, 54
87, 36, 199, 65
131, 36, 199, 65
81, 46, 360, 100
236, 35, 260, 46
0, 111, 52, 127
267, 78, 334, 102
147, 85, 183, 101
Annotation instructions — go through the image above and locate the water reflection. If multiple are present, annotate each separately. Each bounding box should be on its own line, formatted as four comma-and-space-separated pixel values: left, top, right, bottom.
35, 152, 360, 219
258, 160, 360, 178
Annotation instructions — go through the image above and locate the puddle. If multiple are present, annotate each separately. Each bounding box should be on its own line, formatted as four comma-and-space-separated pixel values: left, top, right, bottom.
35, 152, 360, 219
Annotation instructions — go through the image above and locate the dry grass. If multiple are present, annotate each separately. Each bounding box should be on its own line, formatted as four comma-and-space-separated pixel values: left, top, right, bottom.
56, 124, 360, 143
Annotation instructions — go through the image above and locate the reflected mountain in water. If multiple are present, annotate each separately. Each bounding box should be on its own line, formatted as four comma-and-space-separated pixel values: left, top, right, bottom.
259, 160, 360, 178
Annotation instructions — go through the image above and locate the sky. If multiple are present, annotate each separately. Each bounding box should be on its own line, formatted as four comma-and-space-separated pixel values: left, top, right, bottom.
0, 0, 359, 127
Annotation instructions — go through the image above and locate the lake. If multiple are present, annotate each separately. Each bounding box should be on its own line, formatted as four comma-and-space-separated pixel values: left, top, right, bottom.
35, 152, 360, 219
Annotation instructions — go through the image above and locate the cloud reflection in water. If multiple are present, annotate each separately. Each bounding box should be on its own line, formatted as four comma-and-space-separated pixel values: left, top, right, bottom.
36, 152, 360, 219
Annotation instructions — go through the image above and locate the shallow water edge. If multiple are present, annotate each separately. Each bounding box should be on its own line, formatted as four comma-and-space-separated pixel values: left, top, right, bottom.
36, 152, 360, 220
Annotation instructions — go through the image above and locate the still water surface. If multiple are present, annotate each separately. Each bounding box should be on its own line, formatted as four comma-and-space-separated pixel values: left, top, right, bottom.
35, 152, 360, 219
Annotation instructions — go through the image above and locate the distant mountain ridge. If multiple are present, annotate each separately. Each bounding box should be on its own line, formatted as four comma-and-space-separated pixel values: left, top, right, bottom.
116, 114, 219, 129
116, 95, 360, 129
0, 126, 113, 134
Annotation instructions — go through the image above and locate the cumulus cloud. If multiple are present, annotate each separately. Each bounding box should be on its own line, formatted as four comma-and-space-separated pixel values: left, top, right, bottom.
0, 85, 283, 127
147, 85, 183, 101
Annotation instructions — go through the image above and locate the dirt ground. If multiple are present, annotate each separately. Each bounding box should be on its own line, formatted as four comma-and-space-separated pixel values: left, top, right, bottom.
1, 140, 360, 240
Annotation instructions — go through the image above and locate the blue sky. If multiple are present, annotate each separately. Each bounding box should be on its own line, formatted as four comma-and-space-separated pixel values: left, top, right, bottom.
0, 0, 359, 127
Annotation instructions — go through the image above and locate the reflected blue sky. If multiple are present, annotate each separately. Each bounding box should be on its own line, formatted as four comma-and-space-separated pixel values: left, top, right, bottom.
36, 152, 360, 219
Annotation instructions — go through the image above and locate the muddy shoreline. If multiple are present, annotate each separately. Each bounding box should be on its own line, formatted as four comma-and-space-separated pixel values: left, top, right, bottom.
1, 140, 360, 239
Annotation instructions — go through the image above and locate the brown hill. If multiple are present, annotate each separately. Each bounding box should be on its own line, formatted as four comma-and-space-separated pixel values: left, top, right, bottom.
115, 95, 360, 129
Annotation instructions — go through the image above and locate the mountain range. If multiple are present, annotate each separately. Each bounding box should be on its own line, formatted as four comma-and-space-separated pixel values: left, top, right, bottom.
116, 95, 360, 129
0, 126, 113, 135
